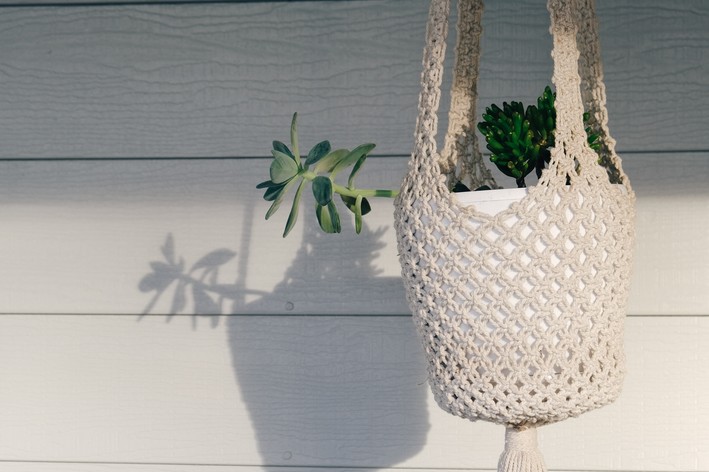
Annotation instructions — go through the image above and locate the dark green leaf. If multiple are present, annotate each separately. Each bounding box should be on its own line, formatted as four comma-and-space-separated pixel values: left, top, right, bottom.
316, 204, 335, 233
331, 143, 376, 177
341, 194, 371, 215
314, 201, 341, 234
256, 180, 277, 189
347, 154, 367, 189
452, 181, 470, 193
290, 112, 300, 163
312, 175, 333, 206
354, 194, 363, 234
265, 195, 282, 219
327, 200, 341, 233
305, 140, 331, 167
313, 148, 350, 174
263, 181, 287, 201
359, 197, 371, 215
270, 150, 299, 184
340, 195, 356, 213
283, 179, 307, 238
265, 178, 298, 220
273, 141, 294, 159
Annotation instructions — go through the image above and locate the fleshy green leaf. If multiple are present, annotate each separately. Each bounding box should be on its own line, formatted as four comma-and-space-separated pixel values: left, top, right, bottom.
312, 175, 333, 206
341, 194, 371, 216
331, 143, 376, 178
327, 201, 341, 233
452, 181, 471, 193
305, 140, 332, 167
270, 150, 299, 184
315, 204, 335, 233
272, 141, 294, 159
290, 112, 301, 164
347, 154, 367, 189
340, 195, 356, 213
315, 201, 341, 234
354, 194, 363, 234
283, 179, 307, 238
263, 181, 287, 201
359, 197, 371, 216
313, 149, 350, 174
265, 178, 297, 219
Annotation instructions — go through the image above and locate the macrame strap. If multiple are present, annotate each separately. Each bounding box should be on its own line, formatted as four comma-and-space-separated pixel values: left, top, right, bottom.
574, 0, 629, 186
542, 0, 626, 189
409, 0, 450, 191
440, 0, 497, 190
498, 427, 547, 472
411, 0, 629, 193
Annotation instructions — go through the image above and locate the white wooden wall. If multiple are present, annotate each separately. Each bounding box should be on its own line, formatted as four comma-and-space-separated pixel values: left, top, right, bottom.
1, 0, 708, 471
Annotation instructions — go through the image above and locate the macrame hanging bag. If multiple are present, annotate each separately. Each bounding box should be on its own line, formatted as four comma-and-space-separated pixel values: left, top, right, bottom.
394, 0, 635, 470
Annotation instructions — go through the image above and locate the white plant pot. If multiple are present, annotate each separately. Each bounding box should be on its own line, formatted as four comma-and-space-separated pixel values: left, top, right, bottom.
409, 185, 628, 426
453, 187, 528, 216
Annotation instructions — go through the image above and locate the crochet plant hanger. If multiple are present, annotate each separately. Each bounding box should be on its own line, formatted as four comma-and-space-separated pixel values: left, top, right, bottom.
394, 0, 636, 470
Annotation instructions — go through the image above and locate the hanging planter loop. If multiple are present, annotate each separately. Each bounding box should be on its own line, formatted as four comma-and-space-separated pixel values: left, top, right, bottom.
394, 0, 636, 469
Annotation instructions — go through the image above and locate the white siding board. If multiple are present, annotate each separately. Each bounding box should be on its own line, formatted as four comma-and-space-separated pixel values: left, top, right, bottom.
0, 467, 650, 472
0, 315, 707, 470
0, 1, 706, 470
0, 467, 604, 472
0, 153, 707, 316
0, 0, 706, 158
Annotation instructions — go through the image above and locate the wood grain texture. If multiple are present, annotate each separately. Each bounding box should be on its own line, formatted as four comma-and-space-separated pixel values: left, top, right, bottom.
0, 315, 707, 470
0, 0, 352, 4
0, 1, 707, 470
0, 152, 707, 316
0, 466, 615, 472
0, 0, 706, 158
0, 465, 508, 472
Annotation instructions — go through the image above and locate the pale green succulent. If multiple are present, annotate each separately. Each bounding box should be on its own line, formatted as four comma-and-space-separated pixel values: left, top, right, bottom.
257, 113, 397, 237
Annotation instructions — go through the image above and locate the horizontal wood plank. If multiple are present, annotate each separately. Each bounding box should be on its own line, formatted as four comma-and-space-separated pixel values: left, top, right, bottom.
0, 0, 706, 158
0, 466, 636, 472
0, 0, 353, 4
1, 464, 581, 472
0, 315, 707, 470
0, 152, 707, 316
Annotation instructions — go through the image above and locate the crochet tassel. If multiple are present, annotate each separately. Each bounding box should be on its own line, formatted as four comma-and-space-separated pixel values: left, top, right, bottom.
497, 427, 547, 472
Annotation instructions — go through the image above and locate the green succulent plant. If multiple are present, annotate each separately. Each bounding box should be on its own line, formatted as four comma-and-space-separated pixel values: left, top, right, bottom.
257, 113, 398, 237
477, 86, 601, 188
261, 88, 602, 236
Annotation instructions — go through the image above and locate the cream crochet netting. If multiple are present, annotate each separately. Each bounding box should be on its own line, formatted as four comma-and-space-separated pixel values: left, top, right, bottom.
394, 0, 635, 429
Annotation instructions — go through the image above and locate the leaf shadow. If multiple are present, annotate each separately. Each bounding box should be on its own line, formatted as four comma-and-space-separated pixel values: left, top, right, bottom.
139, 214, 429, 470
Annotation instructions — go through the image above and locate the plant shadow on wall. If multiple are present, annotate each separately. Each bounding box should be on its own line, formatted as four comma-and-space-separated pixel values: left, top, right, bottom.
138, 218, 429, 470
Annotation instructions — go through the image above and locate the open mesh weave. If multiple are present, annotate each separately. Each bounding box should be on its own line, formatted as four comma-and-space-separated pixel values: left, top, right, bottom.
394, 0, 635, 427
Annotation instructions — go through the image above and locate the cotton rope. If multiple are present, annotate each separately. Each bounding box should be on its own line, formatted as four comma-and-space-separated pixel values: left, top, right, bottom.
393, 0, 635, 470
498, 428, 546, 472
